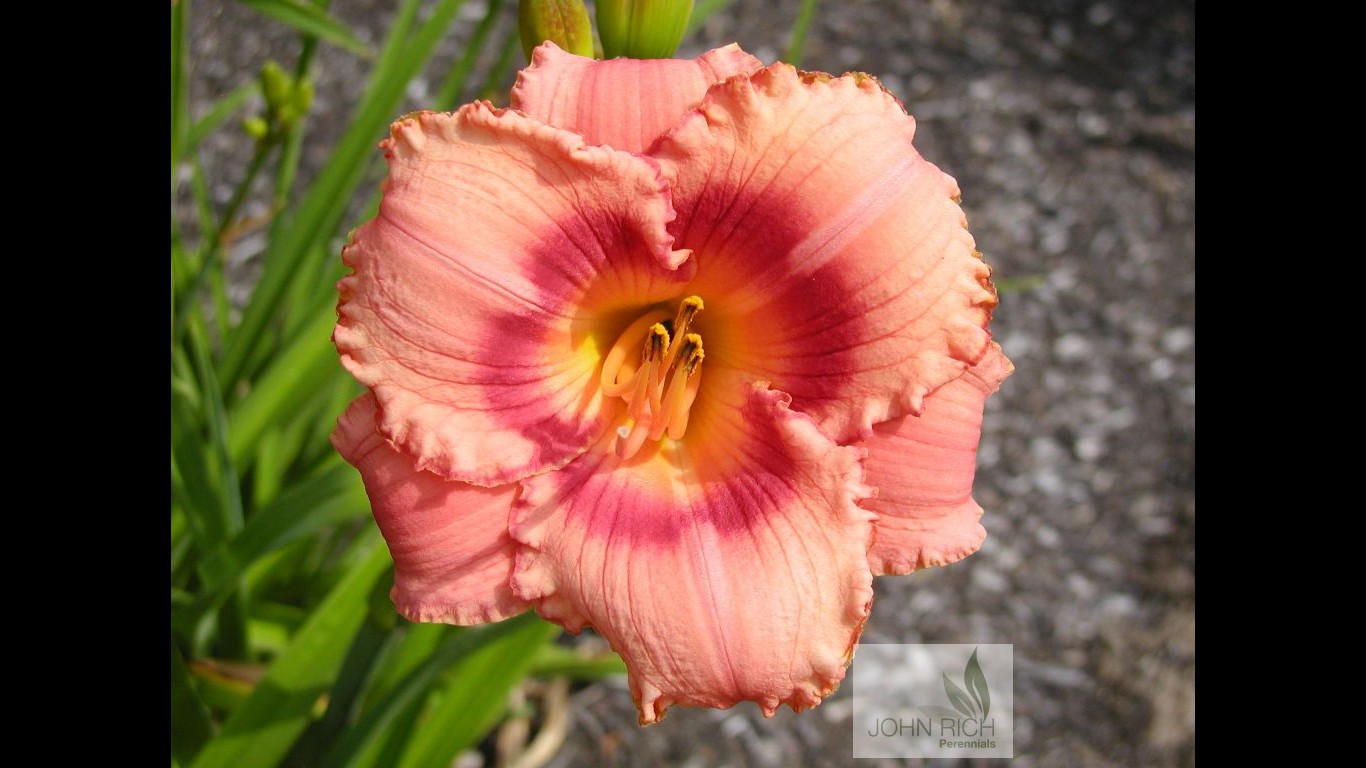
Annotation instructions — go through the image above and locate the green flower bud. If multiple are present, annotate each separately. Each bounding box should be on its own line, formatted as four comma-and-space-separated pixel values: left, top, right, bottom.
255, 61, 314, 138
517, 0, 595, 61
260, 61, 291, 113
596, 0, 694, 59
243, 116, 269, 141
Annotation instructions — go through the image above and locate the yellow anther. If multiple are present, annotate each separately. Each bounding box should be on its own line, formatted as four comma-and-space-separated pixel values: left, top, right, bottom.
644, 323, 669, 362
663, 296, 704, 370
601, 308, 670, 397
605, 299, 708, 457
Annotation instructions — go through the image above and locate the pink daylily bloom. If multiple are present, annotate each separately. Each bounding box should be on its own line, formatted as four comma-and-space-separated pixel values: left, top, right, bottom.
332, 42, 1011, 724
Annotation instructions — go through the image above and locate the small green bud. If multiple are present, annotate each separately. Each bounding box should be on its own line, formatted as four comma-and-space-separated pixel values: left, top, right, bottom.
596, 0, 694, 59
260, 61, 291, 112
517, 0, 595, 61
291, 78, 315, 118
243, 116, 269, 141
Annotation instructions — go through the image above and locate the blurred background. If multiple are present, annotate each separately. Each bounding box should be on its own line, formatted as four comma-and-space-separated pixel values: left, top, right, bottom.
172, 1, 1193, 765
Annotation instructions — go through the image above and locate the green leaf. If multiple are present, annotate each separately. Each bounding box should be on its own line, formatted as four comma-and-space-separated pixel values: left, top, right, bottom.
478, 27, 525, 103
395, 617, 560, 767
188, 319, 246, 541
220, 0, 466, 392
226, 310, 340, 467
686, 0, 734, 35
527, 644, 627, 680
361, 623, 453, 710
282, 612, 395, 765
995, 273, 1045, 294
239, 0, 373, 58
188, 660, 259, 713
190, 532, 389, 768
171, 0, 190, 198
964, 648, 990, 720
198, 457, 367, 605
436, 0, 502, 109
943, 672, 976, 719
321, 613, 556, 768
171, 638, 214, 765
187, 82, 258, 151
784, 0, 820, 66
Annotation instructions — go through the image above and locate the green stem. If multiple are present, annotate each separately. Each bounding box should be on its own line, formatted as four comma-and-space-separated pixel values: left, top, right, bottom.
436, 0, 503, 109
784, 0, 820, 66
172, 141, 275, 346
479, 26, 523, 103
273, 3, 326, 207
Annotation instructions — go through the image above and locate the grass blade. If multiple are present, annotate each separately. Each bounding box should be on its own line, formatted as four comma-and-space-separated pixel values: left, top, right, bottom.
784, 0, 820, 66
360, 623, 452, 708
239, 0, 373, 57
187, 82, 258, 152
172, 637, 215, 765
686, 0, 735, 35
190, 532, 389, 768
220, 0, 465, 392
527, 644, 627, 680
197, 457, 367, 607
172, 0, 190, 197
282, 614, 395, 764
323, 613, 555, 768
395, 617, 560, 767
434, 0, 503, 109
226, 310, 340, 467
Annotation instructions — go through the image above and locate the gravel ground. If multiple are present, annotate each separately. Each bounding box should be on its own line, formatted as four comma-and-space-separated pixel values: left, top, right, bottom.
185, 0, 1195, 765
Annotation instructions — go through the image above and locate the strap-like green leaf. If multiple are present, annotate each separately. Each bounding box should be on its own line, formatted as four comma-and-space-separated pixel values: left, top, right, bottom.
219, 0, 465, 392
190, 532, 389, 768
784, 0, 820, 65
394, 616, 560, 768
239, 0, 373, 58
320, 613, 556, 768
171, 638, 214, 765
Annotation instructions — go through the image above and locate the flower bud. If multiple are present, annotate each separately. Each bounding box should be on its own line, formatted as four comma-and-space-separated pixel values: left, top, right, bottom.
517, 0, 595, 61
596, 0, 694, 59
254, 61, 314, 139
243, 116, 269, 141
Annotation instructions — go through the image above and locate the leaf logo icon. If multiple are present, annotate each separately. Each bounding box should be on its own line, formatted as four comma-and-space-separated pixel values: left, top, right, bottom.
942, 647, 990, 719
965, 648, 990, 720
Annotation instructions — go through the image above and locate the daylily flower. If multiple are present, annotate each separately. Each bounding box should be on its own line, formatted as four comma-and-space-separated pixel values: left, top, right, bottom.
332, 42, 1011, 724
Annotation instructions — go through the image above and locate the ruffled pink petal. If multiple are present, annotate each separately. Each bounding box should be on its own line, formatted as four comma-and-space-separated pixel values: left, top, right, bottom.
332, 394, 531, 624
861, 343, 1013, 575
653, 64, 1000, 443
335, 103, 691, 486
511, 41, 763, 153
509, 376, 875, 723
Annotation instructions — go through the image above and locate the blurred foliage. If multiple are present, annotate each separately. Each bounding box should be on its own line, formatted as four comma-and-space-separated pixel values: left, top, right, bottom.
171, 0, 811, 764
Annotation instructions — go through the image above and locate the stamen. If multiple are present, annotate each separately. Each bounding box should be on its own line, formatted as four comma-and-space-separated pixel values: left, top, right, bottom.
601, 309, 670, 397
666, 347, 704, 441
649, 344, 699, 441
662, 296, 704, 370
630, 324, 669, 421
602, 299, 707, 453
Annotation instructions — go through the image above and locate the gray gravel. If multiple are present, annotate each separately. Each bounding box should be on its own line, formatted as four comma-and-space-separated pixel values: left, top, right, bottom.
185, 0, 1195, 765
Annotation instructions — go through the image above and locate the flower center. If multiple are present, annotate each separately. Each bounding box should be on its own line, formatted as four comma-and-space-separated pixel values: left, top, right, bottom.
599, 296, 707, 459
